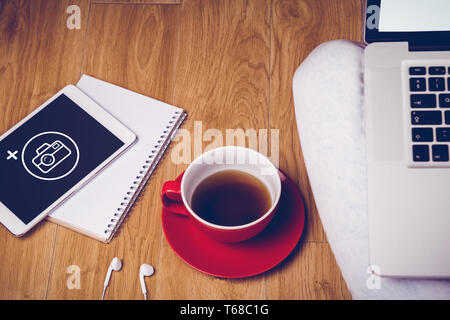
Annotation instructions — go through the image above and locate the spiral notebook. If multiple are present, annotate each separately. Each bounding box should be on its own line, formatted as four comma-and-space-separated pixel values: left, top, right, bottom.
47, 75, 186, 243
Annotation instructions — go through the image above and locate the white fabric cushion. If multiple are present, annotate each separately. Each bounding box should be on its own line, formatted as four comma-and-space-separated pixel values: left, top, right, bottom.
293, 40, 450, 299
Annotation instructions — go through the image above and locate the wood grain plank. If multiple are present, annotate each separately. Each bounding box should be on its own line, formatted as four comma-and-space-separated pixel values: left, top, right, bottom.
156, 0, 271, 299
270, 0, 362, 243
0, 0, 90, 299
46, 3, 180, 299
93, 0, 180, 4
266, 0, 362, 299
269, 0, 363, 243
266, 242, 351, 299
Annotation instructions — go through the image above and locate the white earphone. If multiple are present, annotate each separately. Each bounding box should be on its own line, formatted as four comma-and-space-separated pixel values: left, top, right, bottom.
139, 264, 155, 300
101, 257, 122, 300
100, 258, 154, 300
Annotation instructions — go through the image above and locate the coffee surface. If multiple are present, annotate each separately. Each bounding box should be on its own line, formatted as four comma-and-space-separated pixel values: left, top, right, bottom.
191, 170, 272, 226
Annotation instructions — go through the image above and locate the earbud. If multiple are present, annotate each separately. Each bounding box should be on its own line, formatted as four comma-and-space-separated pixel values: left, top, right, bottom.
101, 257, 122, 300
139, 264, 155, 300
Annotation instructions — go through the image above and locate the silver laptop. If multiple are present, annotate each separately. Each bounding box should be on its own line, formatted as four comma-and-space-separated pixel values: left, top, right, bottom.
364, 0, 450, 278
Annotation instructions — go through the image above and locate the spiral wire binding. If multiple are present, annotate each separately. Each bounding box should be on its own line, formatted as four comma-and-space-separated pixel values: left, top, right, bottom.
103, 110, 187, 242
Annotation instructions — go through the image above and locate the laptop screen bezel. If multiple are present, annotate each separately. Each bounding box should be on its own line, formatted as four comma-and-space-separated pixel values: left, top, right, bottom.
364, 0, 450, 45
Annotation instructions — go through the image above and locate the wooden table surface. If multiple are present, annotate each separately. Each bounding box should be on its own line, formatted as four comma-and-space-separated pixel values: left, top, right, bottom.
0, 0, 362, 300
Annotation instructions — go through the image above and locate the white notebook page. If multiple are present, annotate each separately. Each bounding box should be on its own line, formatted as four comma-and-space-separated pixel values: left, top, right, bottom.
48, 75, 184, 242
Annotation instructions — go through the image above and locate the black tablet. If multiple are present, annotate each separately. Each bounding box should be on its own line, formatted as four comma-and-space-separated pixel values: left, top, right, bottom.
0, 85, 136, 236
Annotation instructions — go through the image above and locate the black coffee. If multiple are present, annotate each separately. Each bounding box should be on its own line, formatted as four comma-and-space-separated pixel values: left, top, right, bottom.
191, 170, 272, 226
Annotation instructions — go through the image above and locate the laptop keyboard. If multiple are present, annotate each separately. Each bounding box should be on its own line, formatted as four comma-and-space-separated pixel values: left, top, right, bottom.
404, 62, 450, 167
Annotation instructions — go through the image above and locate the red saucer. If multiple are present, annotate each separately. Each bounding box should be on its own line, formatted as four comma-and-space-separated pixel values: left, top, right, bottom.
161, 170, 306, 278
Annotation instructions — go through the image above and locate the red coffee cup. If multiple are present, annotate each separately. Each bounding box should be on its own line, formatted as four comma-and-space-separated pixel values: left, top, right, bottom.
161, 146, 281, 243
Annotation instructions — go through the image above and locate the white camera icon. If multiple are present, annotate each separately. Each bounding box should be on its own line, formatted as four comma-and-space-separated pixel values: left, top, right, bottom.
32, 140, 72, 174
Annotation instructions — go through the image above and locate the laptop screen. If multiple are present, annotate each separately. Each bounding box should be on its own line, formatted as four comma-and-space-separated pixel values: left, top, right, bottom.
365, 0, 450, 46
379, 0, 450, 32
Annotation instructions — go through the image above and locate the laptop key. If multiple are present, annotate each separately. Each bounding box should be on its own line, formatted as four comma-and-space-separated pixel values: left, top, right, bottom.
410, 78, 426, 91
412, 145, 429, 162
410, 94, 436, 108
429, 66, 446, 75
409, 67, 426, 75
411, 111, 442, 125
445, 111, 450, 124
436, 128, 450, 141
432, 145, 449, 162
439, 94, 450, 108
412, 128, 433, 142
428, 77, 445, 91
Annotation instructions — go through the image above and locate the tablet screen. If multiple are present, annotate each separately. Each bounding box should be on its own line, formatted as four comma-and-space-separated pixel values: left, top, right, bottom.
0, 94, 125, 224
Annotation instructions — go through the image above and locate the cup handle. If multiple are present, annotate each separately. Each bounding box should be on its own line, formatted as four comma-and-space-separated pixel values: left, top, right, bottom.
161, 180, 190, 216
278, 170, 288, 183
